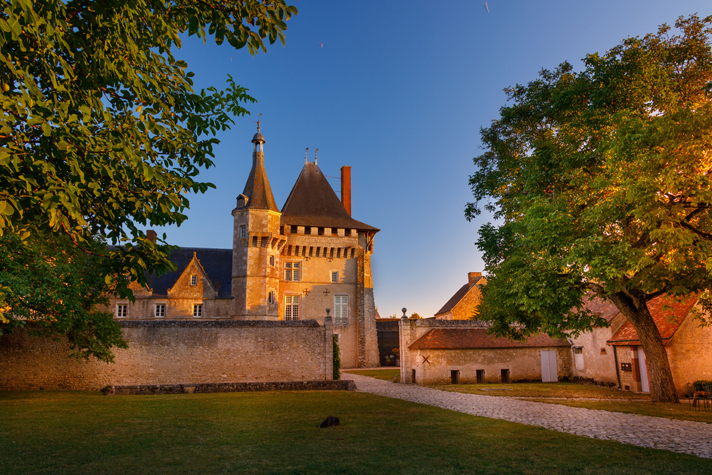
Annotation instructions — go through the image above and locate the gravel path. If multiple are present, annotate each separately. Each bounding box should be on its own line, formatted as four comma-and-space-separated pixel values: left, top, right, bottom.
344, 373, 712, 459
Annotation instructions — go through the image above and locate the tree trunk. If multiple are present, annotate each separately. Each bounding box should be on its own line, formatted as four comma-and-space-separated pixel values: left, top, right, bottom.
609, 291, 679, 403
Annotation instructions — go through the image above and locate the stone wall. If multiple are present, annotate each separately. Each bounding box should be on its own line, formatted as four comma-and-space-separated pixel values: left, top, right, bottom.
0, 319, 334, 391
399, 318, 572, 385
569, 314, 626, 386
412, 346, 571, 385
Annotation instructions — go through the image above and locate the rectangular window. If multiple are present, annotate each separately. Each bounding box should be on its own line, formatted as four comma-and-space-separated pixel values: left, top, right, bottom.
116, 304, 127, 318
284, 262, 301, 281
331, 271, 339, 283
239, 225, 247, 239
334, 295, 348, 325
270, 255, 275, 267
155, 304, 166, 318
191, 275, 197, 286
285, 295, 299, 321
193, 304, 203, 318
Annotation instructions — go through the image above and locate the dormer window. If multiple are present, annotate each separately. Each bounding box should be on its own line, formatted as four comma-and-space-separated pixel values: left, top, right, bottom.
191, 275, 197, 286
236, 194, 249, 209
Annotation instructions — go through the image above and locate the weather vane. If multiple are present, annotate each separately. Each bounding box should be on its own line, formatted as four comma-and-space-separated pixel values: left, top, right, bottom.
315, 148, 319, 165
305, 147, 309, 164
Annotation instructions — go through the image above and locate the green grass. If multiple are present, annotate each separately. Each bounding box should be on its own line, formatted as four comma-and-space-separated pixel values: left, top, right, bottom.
529, 398, 712, 424
343, 368, 400, 381
432, 382, 650, 400
1, 390, 711, 474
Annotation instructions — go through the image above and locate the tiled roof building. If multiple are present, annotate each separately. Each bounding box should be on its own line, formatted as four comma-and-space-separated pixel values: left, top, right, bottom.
110, 124, 380, 368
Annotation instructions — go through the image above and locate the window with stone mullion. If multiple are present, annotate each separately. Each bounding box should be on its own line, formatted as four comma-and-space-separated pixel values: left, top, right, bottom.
285, 295, 299, 320
334, 295, 348, 324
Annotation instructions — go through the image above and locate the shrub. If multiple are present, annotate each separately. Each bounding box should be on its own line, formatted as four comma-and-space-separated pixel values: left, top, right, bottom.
333, 335, 341, 380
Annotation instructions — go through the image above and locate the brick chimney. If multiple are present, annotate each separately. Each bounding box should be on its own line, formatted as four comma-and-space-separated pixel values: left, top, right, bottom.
340, 165, 352, 216
147, 229, 157, 243
468, 272, 482, 288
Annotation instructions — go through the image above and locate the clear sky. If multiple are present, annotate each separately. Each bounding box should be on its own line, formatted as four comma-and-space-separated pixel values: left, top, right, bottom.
156, 0, 712, 319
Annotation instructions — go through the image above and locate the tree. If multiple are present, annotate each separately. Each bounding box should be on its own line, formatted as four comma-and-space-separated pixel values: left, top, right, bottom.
0, 230, 127, 361
410, 312, 423, 319
466, 15, 712, 403
0, 0, 297, 356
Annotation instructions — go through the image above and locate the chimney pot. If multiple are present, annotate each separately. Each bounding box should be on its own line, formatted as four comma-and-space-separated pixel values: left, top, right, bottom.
340, 165, 352, 216
147, 230, 157, 243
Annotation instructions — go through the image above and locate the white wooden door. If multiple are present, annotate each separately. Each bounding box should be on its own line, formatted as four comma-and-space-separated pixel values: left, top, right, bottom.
637, 347, 649, 393
541, 350, 559, 382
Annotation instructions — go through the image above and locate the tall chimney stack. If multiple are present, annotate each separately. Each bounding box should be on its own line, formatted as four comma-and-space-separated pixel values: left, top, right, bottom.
147, 229, 157, 243
468, 272, 482, 288
341, 165, 352, 216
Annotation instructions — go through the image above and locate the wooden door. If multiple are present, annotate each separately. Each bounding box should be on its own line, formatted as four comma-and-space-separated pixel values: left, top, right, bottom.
541, 350, 559, 382
637, 347, 649, 393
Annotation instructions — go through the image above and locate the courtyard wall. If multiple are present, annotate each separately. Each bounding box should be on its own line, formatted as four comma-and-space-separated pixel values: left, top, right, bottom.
0, 319, 334, 391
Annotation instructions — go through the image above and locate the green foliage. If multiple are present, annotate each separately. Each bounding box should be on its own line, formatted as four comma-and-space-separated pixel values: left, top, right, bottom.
467, 15, 712, 402
333, 334, 341, 380
468, 14, 712, 338
0, 230, 126, 361
0, 0, 296, 351
0, 0, 296, 306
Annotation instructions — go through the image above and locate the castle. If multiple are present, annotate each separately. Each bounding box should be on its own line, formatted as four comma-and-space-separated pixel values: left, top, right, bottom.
109, 124, 380, 368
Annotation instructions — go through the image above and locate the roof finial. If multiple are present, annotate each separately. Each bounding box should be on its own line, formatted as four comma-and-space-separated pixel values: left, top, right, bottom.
305, 147, 309, 164
315, 148, 319, 166
257, 120, 261, 133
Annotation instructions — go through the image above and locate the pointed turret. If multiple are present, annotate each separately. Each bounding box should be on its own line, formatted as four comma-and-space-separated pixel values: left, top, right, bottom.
236, 121, 279, 212
231, 123, 284, 320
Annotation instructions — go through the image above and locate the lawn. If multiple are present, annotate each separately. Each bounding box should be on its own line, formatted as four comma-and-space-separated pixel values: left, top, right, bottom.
432, 382, 650, 399
343, 368, 400, 381
1, 390, 711, 474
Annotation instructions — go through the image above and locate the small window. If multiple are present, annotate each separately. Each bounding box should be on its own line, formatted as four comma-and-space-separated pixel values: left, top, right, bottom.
331, 271, 339, 283
270, 255, 275, 267
285, 295, 299, 320
155, 304, 166, 318
268, 291, 275, 304
191, 275, 197, 286
116, 304, 127, 318
284, 262, 301, 281
573, 347, 583, 355
334, 295, 348, 325
239, 225, 247, 239
193, 304, 203, 318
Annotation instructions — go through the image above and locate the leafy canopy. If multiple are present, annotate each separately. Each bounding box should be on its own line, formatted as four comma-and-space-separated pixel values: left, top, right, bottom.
0, 0, 296, 358
467, 15, 712, 339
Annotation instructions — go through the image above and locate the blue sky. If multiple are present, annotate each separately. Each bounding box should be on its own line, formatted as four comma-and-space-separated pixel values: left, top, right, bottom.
159, 1, 712, 318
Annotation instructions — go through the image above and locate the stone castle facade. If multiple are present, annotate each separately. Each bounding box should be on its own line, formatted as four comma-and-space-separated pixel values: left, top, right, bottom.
110, 124, 380, 368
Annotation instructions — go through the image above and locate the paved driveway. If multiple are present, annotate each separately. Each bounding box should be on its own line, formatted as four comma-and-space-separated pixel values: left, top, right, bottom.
344, 373, 712, 459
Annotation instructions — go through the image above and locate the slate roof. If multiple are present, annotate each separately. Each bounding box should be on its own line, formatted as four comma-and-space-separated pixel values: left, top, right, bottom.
409, 328, 569, 350
280, 162, 379, 232
435, 275, 484, 316
608, 294, 698, 346
145, 247, 233, 298
241, 154, 279, 212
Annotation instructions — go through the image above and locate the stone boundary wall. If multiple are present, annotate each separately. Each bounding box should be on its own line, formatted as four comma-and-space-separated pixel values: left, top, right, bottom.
106, 379, 355, 395
0, 319, 334, 391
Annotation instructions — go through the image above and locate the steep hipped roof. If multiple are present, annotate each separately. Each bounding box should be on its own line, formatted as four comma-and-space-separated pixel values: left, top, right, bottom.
280, 162, 379, 231
608, 294, 698, 346
409, 328, 569, 350
144, 248, 233, 298
241, 153, 279, 212
435, 275, 484, 316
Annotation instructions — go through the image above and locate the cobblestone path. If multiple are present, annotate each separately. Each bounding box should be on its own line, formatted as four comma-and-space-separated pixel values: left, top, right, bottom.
344, 373, 712, 459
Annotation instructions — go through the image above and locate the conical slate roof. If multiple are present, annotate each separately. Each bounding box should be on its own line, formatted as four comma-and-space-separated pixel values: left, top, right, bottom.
281, 162, 379, 232
241, 153, 279, 212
